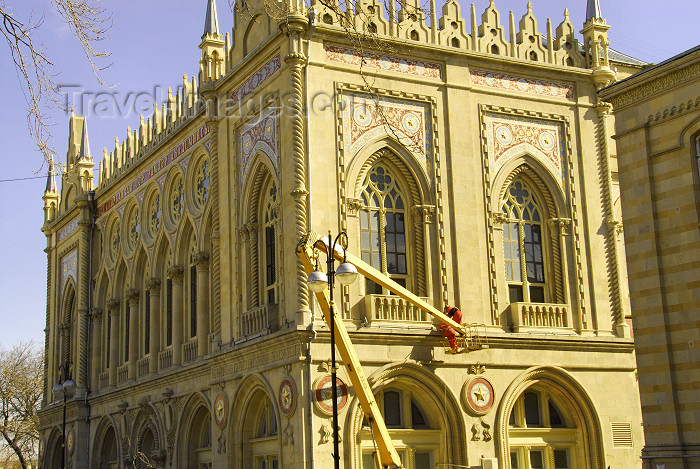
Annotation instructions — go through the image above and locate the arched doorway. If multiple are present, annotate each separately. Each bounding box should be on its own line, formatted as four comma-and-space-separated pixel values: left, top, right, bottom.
497, 367, 605, 469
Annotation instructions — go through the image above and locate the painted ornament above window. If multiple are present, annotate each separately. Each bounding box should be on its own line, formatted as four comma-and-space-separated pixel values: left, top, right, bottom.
342, 92, 433, 185
484, 113, 566, 189
239, 107, 279, 188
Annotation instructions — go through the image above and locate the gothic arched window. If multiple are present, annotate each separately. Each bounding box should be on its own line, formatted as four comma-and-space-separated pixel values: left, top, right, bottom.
360, 164, 408, 294
261, 181, 278, 305
189, 236, 198, 339
502, 178, 546, 303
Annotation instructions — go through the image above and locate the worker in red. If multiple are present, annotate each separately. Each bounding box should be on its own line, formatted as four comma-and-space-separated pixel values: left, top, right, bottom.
440, 305, 463, 353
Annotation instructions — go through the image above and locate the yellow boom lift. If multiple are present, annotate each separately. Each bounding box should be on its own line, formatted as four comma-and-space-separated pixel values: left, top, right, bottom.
298, 232, 486, 469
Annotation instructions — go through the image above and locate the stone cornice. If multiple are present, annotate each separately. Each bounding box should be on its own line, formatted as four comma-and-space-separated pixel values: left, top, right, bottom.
600, 59, 700, 111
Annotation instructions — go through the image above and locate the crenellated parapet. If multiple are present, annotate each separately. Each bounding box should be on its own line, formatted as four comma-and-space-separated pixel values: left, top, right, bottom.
311, 0, 586, 67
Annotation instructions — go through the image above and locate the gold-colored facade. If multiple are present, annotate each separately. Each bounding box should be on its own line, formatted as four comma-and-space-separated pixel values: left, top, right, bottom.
38, 1, 646, 467
600, 46, 700, 469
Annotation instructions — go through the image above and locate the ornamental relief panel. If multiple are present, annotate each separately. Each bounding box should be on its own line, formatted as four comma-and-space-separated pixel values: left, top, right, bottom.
484, 113, 566, 190
239, 106, 279, 188
341, 92, 434, 187
60, 249, 78, 295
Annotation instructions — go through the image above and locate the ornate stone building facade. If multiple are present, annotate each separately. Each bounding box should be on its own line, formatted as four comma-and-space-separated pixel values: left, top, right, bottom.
38, 0, 647, 468
600, 46, 700, 469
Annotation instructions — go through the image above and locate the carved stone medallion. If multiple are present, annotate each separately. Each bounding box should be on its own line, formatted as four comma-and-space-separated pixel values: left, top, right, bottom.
313, 375, 348, 416
462, 376, 495, 416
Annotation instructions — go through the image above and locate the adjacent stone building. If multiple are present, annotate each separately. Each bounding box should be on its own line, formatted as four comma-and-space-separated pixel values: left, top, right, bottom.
600, 46, 700, 469
38, 0, 648, 467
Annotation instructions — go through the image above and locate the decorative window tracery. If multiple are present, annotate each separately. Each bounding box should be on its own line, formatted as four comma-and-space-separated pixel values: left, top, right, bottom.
262, 182, 278, 305
360, 165, 408, 294
502, 179, 546, 303
194, 157, 210, 210
146, 192, 161, 241
108, 220, 120, 264
170, 174, 184, 226
126, 207, 140, 253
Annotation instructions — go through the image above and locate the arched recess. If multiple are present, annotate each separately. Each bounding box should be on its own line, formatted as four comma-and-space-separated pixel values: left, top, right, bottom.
243, 14, 271, 56
130, 404, 165, 468
44, 426, 64, 469
348, 362, 467, 469
176, 392, 213, 469
112, 259, 128, 367
58, 280, 77, 376
496, 366, 605, 469
239, 156, 280, 317
492, 158, 570, 310
229, 373, 281, 468
347, 141, 431, 297
92, 416, 121, 469
93, 271, 110, 378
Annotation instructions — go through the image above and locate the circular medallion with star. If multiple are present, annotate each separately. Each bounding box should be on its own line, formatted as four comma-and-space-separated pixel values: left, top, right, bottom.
67, 430, 75, 455
214, 393, 228, 428
313, 375, 348, 416
462, 376, 495, 416
279, 378, 297, 417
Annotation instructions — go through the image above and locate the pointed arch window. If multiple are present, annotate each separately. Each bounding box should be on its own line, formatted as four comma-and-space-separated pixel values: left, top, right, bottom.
360, 165, 408, 294
189, 237, 198, 338
503, 179, 546, 303
262, 181, 278, 305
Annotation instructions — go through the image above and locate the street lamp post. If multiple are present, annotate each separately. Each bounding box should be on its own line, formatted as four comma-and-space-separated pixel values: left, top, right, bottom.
306, 231, 359, 469
52, 362, 76, 469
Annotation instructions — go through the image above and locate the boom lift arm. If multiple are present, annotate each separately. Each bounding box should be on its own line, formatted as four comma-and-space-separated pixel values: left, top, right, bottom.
297, 232, 468, 469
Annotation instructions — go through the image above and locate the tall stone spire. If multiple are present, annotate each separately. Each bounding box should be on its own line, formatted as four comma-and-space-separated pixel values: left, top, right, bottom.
43, 158, 59, 224
586, 0, 602, 21
200, 0, 225, 82
45, 159, 58, 194
78, 119, 91, 161
203, 0, 220, 37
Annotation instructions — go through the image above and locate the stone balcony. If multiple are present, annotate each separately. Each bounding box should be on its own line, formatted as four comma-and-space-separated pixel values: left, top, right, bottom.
241, 303, 278, 337
363, 294, 431, 325
509, 302, 572, 333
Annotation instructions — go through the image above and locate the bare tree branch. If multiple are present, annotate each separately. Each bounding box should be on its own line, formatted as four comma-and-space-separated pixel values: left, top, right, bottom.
1, 1, 112, 164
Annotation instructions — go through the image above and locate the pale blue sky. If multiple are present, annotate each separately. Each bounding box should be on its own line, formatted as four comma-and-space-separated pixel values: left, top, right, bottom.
0, 0, 697, 347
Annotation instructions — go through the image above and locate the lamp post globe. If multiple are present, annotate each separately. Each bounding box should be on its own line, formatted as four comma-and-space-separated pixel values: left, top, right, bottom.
306, 269, 328, 292
335, 261, 358, 285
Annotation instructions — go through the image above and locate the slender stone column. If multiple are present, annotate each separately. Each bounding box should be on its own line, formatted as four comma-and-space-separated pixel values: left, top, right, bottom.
106, 299, 120, 386
168, 266, 184, 365
90, 309, 103, 390
194, 253, 210, 357
126, 289, 139, 380
146, 278, 161, 374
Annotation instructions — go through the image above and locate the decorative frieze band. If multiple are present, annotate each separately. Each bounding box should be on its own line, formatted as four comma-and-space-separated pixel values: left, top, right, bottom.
470, 69, 574, 99
96, 124, 211, 218
325, 44, 442, 79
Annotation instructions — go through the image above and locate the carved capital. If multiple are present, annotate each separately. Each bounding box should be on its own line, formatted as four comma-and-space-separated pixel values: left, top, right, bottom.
167, 265, 184, 280
606, 217, 624, 237
106, 299, 120, 311
491, 212, 508, 229
91, 308, 103, 321
596, 97, 613, 116
193, 251, 210, 268
547, 218, 572, 236
411, 205, 436, 225
290, 188, 309, 201
284, 52, 306, 66
125, 288, 140, 302
146, 278, 161, 291
345, 198, 364, 217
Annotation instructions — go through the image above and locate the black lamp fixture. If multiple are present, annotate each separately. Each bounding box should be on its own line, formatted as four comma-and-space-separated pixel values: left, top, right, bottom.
53, 361, 76, 469
306, 231, 358, 469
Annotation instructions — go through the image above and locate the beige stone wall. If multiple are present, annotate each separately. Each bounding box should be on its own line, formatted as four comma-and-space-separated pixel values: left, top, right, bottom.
37, 1, 647, 468
601, 47, 700, 469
